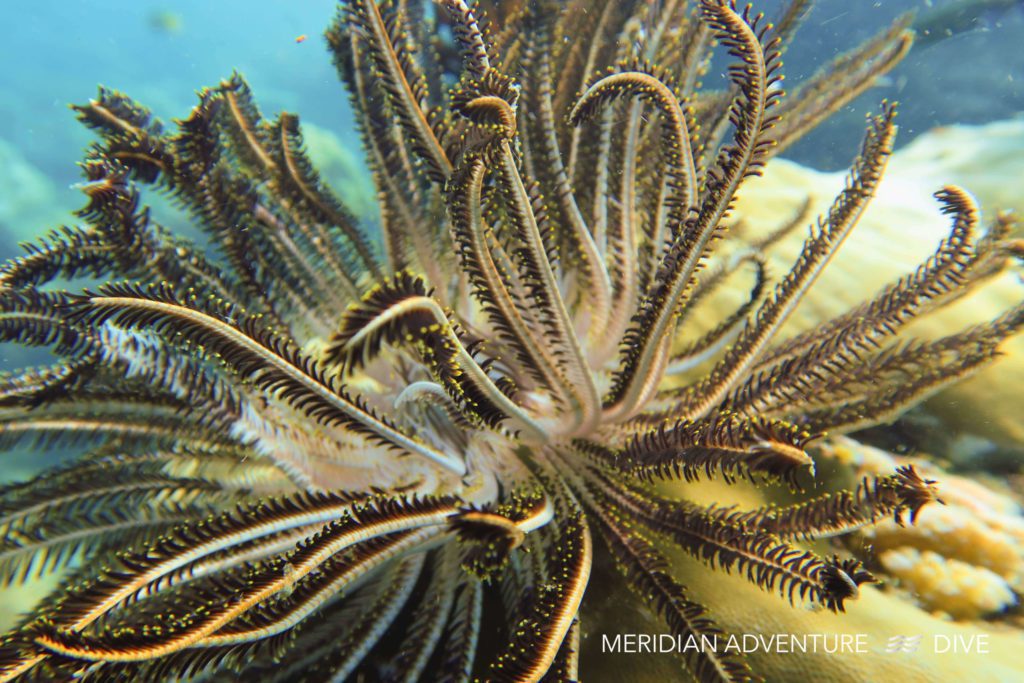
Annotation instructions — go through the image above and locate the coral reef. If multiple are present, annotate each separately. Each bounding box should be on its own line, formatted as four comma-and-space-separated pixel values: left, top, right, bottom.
878, 548, 1015, 620
300, 121, 377, 222
823, 437, 1023, 621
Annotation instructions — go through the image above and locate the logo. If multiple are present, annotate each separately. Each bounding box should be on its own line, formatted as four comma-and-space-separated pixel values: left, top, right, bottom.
884, 635, 922, 654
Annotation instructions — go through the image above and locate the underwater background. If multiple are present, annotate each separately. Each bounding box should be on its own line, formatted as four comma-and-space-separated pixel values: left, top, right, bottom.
0, 1, 1022, 681
2, 0, 1023, 256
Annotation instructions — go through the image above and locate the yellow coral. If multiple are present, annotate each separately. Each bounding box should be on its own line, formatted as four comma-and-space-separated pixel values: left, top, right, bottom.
878, 548, 1016, 619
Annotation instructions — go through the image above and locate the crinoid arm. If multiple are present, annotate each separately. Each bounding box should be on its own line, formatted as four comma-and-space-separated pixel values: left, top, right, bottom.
0, 1, 1020, 682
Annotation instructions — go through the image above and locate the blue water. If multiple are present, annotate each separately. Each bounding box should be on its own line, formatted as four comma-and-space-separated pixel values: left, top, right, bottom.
0, 1, 350, 244
1, 0, 1021, 211
0, 0, 1021, 396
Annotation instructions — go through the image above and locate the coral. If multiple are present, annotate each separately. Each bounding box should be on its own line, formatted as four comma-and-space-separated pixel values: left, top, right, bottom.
877, 548, 1015, 620
300, 121, 377, 221
891, 118, 1024, 218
